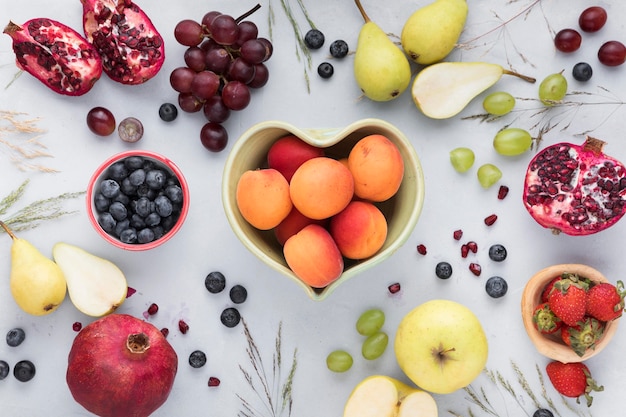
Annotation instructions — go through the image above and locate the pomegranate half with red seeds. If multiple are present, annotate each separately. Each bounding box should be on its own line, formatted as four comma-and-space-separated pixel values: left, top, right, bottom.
81, 0, 165, 85
523, 136, 626, 235
66, 314, 177, 417
3, 18, 102, 96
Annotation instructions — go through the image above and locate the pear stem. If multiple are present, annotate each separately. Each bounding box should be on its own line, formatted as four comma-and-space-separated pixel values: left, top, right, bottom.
353, 0, 371, 23
0, 220, 16, 239
502, 69, 536, 84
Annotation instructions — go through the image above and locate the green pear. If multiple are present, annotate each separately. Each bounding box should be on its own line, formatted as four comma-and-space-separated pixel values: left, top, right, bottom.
52, 242, 128, 317
0, 220, 66, 316
353, 0, 411, 101
401, 0, 468, 65
411, 62, 536, 119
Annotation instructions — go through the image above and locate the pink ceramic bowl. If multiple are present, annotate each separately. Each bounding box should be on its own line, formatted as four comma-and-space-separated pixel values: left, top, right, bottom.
87, 150, 189, 251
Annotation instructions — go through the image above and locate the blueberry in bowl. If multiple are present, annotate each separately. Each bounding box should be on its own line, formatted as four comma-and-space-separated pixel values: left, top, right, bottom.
87, 150, 189, 250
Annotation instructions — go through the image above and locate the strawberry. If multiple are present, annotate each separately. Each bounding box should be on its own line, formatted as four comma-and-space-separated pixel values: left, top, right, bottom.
532, 302, 562, 334
586, 280, 625, 322
547, 274, 589, 327
545, 361, 604, 407
541, 276, 561, 303
560, 316, 605, 357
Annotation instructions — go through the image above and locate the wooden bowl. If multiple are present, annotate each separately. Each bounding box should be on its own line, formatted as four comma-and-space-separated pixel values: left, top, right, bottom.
521, 264, 620, 363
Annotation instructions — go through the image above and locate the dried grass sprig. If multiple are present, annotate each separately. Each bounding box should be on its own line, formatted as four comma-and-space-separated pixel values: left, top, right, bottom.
0, 110, 58, 172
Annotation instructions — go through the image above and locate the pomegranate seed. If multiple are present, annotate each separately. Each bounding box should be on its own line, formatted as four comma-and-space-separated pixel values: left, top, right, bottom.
388, 283, 401, 294
467, 241, 478, 253
469, 263, 482, 276
147, 303, 159, 315
416, 244, 427, 255
484, 214, 498, 226
453, 229, 463, 240
461, 244, 470, 258
497, 185, 509, 200
160, 328, 169, 338
72, 322, 82, 332
126, 287, 137, 297
208, 376, 221, 387
178, 319, 189, 334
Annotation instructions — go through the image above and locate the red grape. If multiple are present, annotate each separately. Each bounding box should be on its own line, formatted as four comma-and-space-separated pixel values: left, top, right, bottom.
118, 117, 144, 143
203, 95, 231, 123
178, 93, 204, 113
554, 28, 581, 53
201, 11, 222, 27
170, 67, 196, 93
248, 63, 269, 88
184, 47, 207, 72
579, 6, 607, 33
221, 81, 251, 111
205, 47, 231, 74
240, 39, 268, 64
598, 41, 626, 67
191, 70, 220, 100
227, 57, 256, 84
87, 107, 116, 136
200, 123, 228, 152
174, 19, 204, 46
235, 21, 259, 47
210, 14, 239, 45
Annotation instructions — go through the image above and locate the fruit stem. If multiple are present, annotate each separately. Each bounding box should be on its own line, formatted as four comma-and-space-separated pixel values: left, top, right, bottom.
502, 69, 536, 83
127, 333, 151, 354
236, 4, 262, 24
583, 136, 607, 155
353, 0, 371, 23
0, 220, 16, 239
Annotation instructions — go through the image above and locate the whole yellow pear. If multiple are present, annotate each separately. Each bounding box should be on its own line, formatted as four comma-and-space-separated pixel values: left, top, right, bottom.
401, 0, 468, 65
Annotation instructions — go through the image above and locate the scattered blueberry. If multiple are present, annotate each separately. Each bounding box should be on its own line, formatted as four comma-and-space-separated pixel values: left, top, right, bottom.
13, 360, 36, 382
304, 29, 325, 49
317, 62, 334, 79
572, 62, 592, 82
189, 350, 207, 368
488, 244, 507, 262
533, 409, 554, 417
6, 328, 26, 347
220, 307, 241, 328
159, 103, 178, 122
0, 360, 9, 380
435, 262, 453, 279
329, 40, 349, 58
485, 276, 508, 298
205, 271, 226, 294
229, 285, 248, 304
100, 179, 120, 198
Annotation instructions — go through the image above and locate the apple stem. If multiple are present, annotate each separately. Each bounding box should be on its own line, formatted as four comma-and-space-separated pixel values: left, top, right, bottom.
0, 220, 16, 240
354, 0, 371, 23
502, 69, 536, 84
127, 333, 151, 354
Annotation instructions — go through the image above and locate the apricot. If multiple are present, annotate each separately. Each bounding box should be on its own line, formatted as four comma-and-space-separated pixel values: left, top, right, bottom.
289, 156, 354, 220
267, 135, 325, 182
330, 201, 388, 259
348, 134, 404, 202
283, 224, 344, 288
274, 206, 327, 246
236, 168, 292, 230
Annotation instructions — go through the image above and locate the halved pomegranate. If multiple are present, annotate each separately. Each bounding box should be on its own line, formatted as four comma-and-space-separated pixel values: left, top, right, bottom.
523, 136, 626, 235
3, 18, 102, 96
81, 0, 165, 85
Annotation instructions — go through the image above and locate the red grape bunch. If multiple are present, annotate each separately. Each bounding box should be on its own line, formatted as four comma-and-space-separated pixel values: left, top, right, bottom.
171, 4, 273, 152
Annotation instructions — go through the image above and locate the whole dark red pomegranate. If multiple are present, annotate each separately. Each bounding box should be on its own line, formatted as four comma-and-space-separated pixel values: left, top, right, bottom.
3, 18, 102, 96
67, 314, 178, 417
81, 0, 165, 84
523, 136, 626, 235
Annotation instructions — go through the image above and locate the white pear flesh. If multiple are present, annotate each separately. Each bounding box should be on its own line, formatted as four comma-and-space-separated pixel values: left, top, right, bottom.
52, 242, 127, 317
412, 62, 504, 119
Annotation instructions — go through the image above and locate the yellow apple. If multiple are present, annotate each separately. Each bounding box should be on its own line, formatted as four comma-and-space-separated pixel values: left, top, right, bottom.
394, 299, 488, 394
343, 375, 438, 417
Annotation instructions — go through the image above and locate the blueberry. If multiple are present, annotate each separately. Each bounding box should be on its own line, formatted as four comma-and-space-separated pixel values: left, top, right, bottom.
13, 360, 35, 382
159, 103, 178, 122
152, 226, 165, 239
188, 350, 207, 368
107, 161, 129, 181
113, 192, 130, 206
220, 307, 241, 328
120, 178, 137, 196
205, 271, 226, 294
136, 184, 156, 199
133, 197, 153, 218
98, 212, 117, 233
6, 328, 25, 347
114, 219, 130, 237
108, 201, 128, 221
94, 193, 110, 212
119, 228, 138, 244
229, 284, 248, 304
100, 179, 120, 198
533, 409, 554, 417
572, 62, 592, 82
435, 262, 453, 279
137, 228, 155, 244
130, 213, 146, 229
129, 168, 146, 186
165, 184, 183, 204
155, 195, 173, 217
329, 40, 349, 58
488, 244, 507, 262
146, 169, 167, 190
485, 276, 508, 298
124, 156, 144, 170
304, 29, 325, 49
0, 360, 8, 380
145, 212, 161, 227
317, 62, 334, 79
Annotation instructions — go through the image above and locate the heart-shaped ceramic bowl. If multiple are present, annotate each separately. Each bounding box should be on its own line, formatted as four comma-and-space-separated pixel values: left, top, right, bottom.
222, 118, 425, 301
521, 263, 620, 363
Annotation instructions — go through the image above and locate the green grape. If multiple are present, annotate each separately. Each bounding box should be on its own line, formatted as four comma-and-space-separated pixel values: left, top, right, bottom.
493, 128, 532, 156
362, 331, 388, 360
477, 163, 502, 188
356, 308, 385, 336
539, 72, 567, 105
326, 350, 353, 373
482, 91, 515, 115
449, 147, 475, 173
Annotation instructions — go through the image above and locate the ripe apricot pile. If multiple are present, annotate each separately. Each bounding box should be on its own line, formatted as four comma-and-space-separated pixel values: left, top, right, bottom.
235, 133, 405, 289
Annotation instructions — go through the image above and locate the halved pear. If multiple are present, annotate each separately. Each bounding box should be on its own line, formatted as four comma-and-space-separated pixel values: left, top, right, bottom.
52, 242, 127, 317
343, 375, 438, 417
411, 62, 535, 119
